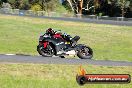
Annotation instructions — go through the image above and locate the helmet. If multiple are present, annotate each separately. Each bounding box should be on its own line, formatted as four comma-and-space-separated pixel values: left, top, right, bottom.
46, 28, 55, 35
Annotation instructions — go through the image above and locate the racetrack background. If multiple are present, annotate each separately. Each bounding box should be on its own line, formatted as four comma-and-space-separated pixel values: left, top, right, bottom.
0, 14, 132, 61
0, 14, 132, 88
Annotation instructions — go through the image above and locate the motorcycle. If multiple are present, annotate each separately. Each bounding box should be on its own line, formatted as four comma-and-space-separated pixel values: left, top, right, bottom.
37, 30, 93, 59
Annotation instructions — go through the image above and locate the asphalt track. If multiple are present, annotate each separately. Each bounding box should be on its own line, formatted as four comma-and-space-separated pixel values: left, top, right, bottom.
1, 13, 132, 26
0, 54, 132, 66
39, 16, 132, 26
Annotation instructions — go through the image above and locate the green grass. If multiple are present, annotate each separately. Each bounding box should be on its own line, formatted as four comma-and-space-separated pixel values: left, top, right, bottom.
0, 14, 132, 61
0, 63, 131, 88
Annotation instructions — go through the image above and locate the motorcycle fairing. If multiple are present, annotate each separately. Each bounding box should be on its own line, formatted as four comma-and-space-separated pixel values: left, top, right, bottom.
43, 42, 48, 48
41, 36, 67, 55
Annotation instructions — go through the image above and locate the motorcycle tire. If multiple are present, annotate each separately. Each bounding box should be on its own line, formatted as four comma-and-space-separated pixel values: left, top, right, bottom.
77, 46, 93, 59
37, 44, 55, 57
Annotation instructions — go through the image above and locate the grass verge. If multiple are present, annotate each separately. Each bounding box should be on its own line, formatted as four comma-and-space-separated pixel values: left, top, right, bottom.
0, 63, 132, 88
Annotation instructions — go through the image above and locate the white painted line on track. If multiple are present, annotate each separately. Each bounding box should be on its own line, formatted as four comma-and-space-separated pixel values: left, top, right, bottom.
5, 54, 16, 55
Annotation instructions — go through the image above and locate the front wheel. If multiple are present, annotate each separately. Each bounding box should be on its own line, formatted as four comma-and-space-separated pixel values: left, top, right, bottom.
37, 44, 55, 57
77, 46, 93, 59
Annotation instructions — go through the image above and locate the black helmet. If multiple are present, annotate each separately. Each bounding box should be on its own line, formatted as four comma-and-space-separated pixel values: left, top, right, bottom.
46, 28, 55, 35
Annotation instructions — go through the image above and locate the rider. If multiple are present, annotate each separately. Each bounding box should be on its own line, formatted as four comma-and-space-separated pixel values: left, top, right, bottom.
46, 28, 79, 46
46, 28, 55, 36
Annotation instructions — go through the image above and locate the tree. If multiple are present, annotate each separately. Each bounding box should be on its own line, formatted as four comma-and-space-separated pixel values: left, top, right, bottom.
7, 0, 29, 9
62, 0, 73, 12
116, 0, 130, 17
2, 2, 11, 8
39, 0, 59, 11
67, 0, 84, 14
1, 0, 8, 3
0, 0, 2, 7
31, 3, 42, 11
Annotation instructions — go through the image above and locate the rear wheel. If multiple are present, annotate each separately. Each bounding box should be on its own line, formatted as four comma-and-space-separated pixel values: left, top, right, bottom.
37, 44, 55, 57
77, 46, 93, 59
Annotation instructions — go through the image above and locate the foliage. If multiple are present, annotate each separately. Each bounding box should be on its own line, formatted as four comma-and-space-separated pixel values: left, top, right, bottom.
2, 2, 11, 8
116, 0, 131, 16
31, 3, 42, 11
82, 0, 132, 17
62, 0, 73, 12
0, 0, 68, 13
0, 0, 132, 17
0, 0, 2, 7
39, 0, 60, 11
8, 0, 30, 9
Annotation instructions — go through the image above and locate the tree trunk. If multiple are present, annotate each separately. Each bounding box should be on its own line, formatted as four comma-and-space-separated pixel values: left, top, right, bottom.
67, 0, 74, 11
78, 0, 83, 14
